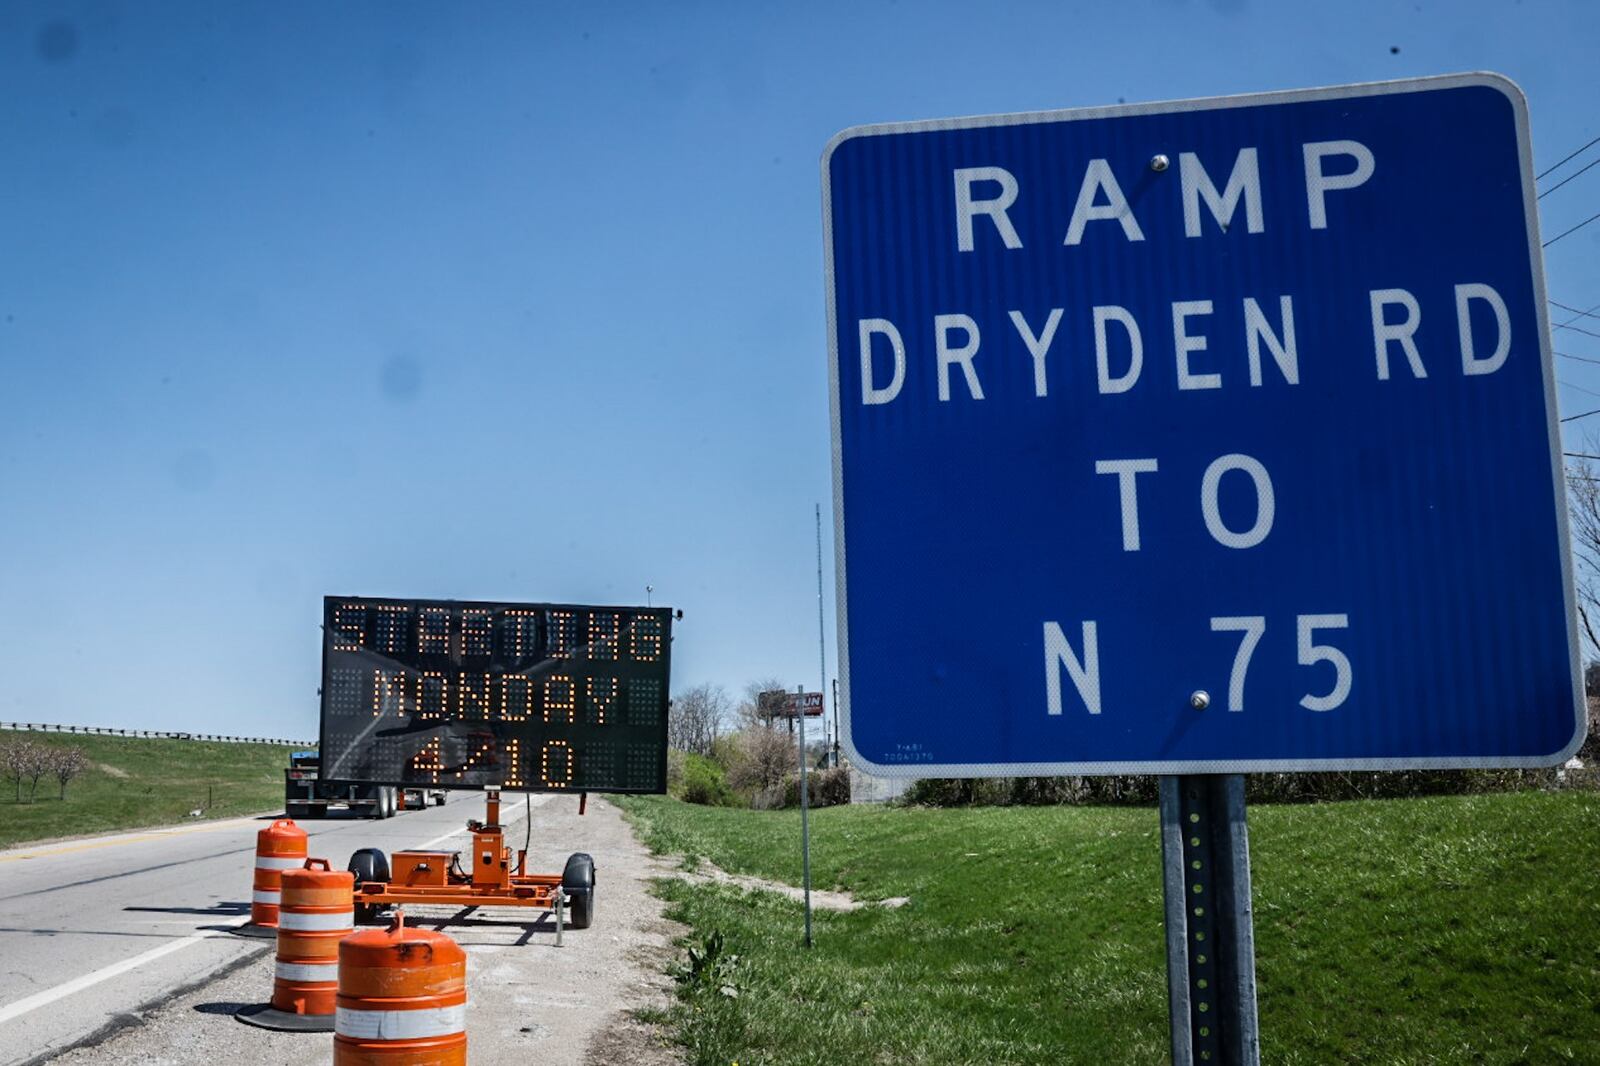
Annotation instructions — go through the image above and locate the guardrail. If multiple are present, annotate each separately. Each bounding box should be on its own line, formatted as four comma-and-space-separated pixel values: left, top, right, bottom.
0, 721, 312, 746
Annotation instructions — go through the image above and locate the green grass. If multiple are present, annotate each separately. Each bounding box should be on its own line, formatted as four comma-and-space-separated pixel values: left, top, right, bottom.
0, 731, 296, 847
614, 791, 1600, 1066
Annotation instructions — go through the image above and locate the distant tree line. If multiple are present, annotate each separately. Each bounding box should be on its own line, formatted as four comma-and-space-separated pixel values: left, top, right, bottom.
0, 737, 87, 803
902, 694, 1600, 807
902, 761, 1600, 808
666, 678, 848, 810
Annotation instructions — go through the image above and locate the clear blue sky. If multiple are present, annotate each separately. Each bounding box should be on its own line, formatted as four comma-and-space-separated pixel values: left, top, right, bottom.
1, 0, 1596, 740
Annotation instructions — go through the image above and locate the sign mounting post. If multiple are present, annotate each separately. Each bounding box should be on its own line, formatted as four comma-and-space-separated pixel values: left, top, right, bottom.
821, 73, 1581, 1062
1161, 775, 1259, 1065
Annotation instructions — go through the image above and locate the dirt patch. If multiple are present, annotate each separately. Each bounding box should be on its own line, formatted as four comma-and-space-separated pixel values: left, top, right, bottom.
675, 859, 910, 911
584, 1008, 680, 1066
96, 763, 129, 778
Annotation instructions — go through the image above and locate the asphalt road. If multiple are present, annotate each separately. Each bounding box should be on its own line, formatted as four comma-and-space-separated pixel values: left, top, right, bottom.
0, 791, 679, 1066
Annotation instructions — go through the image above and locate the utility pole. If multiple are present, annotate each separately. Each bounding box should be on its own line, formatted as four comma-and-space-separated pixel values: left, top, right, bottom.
831, 676, 840, 768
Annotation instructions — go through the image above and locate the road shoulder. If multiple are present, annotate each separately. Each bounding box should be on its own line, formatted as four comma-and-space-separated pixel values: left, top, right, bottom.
48, 796, 685, 1066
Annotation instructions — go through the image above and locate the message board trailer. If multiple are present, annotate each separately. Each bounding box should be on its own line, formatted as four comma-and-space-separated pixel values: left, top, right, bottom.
822, 74, 1579, 1064
318, 595, 673, 795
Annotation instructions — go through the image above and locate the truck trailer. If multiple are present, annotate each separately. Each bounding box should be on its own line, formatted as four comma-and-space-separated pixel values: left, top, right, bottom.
284, 750, 443, 819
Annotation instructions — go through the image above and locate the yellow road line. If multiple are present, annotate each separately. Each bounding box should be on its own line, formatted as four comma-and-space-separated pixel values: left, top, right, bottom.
0, 816, 262, 862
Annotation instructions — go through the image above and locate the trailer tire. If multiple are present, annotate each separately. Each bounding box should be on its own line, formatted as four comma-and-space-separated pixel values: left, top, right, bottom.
562, 852, 595, 930
364, 789, 391, 820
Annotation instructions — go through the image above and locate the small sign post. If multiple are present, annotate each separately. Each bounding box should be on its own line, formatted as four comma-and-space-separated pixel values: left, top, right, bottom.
821, 74, 1581, 1063
796, 684, 814, 948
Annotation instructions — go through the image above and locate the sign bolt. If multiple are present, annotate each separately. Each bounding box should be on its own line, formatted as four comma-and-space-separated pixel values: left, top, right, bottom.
1190, 690, 1211, 711
1150, 153, 1171, 172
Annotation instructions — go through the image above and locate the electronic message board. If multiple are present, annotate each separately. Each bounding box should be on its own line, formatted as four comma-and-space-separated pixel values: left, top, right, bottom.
318, 596, 672, 793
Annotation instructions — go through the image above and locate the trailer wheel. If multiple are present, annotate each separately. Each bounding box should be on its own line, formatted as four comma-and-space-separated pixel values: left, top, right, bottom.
364, 789, 391, 820
562, 852, 596, 930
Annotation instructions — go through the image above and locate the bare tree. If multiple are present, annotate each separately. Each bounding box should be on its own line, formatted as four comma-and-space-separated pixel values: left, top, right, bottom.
53, 746, 88, 800
736, 677, 788, 730
21, 742, 51, 803
727, 727, 796, 792
1568, 449, 1600, 657
0, 739, 26, 803
669, 683, 731, 757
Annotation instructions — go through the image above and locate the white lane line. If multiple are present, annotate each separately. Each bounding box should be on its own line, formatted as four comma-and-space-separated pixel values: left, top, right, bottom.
0, 797, 558, 1027
0, 917, 252, 1027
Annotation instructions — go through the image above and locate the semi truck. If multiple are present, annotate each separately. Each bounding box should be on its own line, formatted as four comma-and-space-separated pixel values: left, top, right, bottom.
284, 750, 444, 819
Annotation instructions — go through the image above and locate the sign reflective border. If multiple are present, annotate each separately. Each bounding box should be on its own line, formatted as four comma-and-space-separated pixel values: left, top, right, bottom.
824, 74, 1584, 776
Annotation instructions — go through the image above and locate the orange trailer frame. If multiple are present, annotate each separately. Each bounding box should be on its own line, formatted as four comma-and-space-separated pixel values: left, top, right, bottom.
352, 790, 585, 913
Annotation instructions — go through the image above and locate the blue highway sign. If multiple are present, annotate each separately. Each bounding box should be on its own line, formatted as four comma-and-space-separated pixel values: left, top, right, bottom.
823, 74, 1583, 775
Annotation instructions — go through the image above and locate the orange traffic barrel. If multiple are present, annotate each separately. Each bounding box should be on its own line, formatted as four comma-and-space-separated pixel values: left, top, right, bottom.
335, 910, 467, 1065
274, 859, 354, 1016
250, 818, 308, 930
237, 857, 354, 1032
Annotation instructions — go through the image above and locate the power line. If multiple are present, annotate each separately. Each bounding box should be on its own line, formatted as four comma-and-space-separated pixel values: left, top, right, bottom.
1556, 322, 1600, 341
1545, 210, 1600, 248
1565, 452, 1600, 460
1561, 407, 1600, 423
1538, 133, 1600, 181
1540, 156, 1600, 200
1560, 380, 1600, 400
1552, 301, 1600, 322
1560, 351, 1600, 366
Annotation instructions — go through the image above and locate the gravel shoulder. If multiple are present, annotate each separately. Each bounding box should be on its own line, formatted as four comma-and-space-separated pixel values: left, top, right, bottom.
50, 796, 685, 1066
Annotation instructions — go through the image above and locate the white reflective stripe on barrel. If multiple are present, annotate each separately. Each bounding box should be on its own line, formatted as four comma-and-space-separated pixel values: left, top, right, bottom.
251, 889, 281, 904
254, 855, 307, 871
335, 1004, 466, 1040
274, 960, 338, 983
277, 910, 354, 932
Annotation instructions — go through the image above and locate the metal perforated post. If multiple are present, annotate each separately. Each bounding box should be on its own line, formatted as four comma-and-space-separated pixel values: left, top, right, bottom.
796, 684, 814, 948
1161, 775, 1259, 1066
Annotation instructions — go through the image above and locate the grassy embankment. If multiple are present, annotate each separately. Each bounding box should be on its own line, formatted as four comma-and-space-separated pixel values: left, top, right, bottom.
615, 791, 1600, 1066
0, 731, 295, 848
